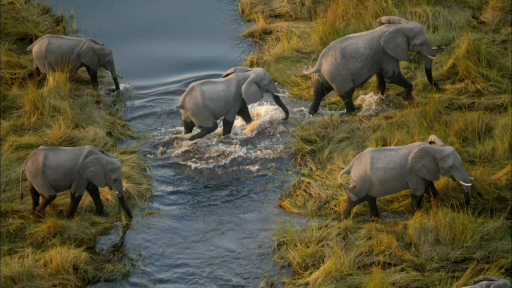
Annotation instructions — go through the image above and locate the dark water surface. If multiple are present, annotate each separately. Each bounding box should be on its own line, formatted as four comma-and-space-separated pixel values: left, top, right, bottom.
43, 1, 311, 287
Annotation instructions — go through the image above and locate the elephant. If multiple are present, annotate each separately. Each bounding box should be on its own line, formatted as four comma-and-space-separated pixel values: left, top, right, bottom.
463, 276, 512, 288
19, 145, 132, 218
176, 67, 289, 141
303, 16, 439, 115
27, 34, 120, 91
338, 135, 472, 219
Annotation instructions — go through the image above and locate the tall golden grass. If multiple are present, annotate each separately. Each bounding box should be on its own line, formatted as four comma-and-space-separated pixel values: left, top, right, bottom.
1, 1, 151, 287
241, 0, 511, 286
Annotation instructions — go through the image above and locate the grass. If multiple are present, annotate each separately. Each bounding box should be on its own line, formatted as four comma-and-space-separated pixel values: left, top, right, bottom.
1, 0, 151, 287
240, 0, 511, 286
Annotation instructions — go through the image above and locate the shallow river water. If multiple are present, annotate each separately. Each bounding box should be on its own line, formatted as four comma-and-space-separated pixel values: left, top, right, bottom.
43, 0, 312, 287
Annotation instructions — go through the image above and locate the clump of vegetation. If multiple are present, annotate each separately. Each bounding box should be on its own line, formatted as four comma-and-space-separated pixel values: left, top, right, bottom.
240, 0, 511, 286
1, 0, 151, 287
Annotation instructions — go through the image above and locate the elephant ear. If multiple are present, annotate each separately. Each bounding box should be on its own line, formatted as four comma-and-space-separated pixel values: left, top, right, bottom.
222, 67, 252, 78
80, 155, 107, 188
98, 149, 114, 158
408, 145, 440, 181
381, 27, 409, 61
88, 38, 104, 46
241, 73, 264, 105
78, 43, 100, 70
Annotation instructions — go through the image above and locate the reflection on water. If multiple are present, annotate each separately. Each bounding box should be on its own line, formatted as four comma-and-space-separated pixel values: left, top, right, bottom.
41, 0, 311, 287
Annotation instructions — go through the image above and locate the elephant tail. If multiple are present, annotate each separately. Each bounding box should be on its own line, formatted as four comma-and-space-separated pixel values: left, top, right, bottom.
176, 103, 186, 110
27, 42, 36, 52
19, 168, 25, 201
338, 166, 354, 194
303, 64, 320, 75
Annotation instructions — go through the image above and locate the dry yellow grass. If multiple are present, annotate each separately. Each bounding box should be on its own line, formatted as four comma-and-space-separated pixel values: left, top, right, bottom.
1, 1, 151, 287
241, 0, 511, 286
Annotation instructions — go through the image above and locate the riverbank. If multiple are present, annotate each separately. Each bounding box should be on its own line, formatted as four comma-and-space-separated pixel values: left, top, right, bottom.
1, 1, 151, 287
240, 0, 511, 286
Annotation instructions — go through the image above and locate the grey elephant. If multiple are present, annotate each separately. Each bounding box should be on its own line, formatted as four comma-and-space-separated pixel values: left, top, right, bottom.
27, 34, 120, 91
176, 67, 289, 140
338, 135, 472, 219
304, 16, 439, 115
20, 145, 132, 218
463, 276, 512, 288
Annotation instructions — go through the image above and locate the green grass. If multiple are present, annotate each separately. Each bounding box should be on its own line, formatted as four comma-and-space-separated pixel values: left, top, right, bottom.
240, 0, 512, 286
1, 1, 151, 287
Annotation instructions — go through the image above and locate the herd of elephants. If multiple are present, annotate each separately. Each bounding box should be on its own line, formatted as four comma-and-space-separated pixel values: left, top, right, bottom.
17, 15, 508, 287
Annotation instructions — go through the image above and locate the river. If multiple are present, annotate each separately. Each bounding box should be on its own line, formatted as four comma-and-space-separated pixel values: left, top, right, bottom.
41, 0, 312, 287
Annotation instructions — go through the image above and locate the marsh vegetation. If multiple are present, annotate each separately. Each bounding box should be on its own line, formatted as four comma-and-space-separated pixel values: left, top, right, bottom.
1, 1, 150, 287
240, 0, 511, 286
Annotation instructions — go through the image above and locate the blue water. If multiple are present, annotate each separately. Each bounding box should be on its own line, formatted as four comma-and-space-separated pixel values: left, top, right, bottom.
42, 1, 310, 286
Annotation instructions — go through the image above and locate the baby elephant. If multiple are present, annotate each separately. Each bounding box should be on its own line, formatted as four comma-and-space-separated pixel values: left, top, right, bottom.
20, 145, 132, 218
463, 276, 512, 288
338, 135, 473, 219
177, 67, 289, 140
28, 34, 120, 91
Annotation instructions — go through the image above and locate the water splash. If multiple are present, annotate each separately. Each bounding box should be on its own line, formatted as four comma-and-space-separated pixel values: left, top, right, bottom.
156, 101, 288, 170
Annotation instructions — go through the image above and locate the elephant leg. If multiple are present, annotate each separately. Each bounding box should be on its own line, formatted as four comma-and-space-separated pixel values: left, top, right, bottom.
376, 73, 386, 95
425, 181, 439, 199
34, 194, 57, 217
342, 195, 366, 219
367, 196, 380, 219
387, 72, 413, 101
410, 193, 424, 213
34, 66, 46, 86
189, 122, 218, 141
29, 183, 40, 214
237, 100, 253, 124
86, 183, 108, 217
183, 119, 196, 134
338, 87, 356, 114
85, 66, 99, 90
66, 193, 84, 219
222, 118, 234, 136
309, 76, 334, 115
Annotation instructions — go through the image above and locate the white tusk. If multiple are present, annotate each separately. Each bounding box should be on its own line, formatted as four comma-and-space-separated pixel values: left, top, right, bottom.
427, 55, 436, 60
469, 177, 474, 180
459, 181, 473, 186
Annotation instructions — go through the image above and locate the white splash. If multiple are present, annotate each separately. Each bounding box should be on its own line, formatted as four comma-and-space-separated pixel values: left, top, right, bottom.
156, 101, 288, 170
354, 92, 388, 116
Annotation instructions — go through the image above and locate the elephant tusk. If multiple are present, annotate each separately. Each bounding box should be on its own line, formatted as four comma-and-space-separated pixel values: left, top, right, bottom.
459, 180, 473, 186
469, 177, 474, 180
427, 55, 436, 60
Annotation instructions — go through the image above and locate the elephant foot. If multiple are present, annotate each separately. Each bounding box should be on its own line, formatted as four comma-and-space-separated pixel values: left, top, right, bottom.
65, 213, 75, 219
402, 91, 413, 101
95, 210, 109, 217
33, 210, 46, 219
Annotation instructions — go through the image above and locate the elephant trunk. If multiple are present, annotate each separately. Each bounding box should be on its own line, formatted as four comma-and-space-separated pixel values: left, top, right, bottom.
272, 93, 289, 120
424, 55, 440, 90
117, 191, 133, 218
454, 169, 472, 206
108, 62, 120, 91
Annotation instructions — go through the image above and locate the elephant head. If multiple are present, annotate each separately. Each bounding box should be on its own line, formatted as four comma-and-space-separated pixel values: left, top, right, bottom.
378, 16, 440, 90
224, 67, 289, 119
409, 145, 472, 205
79, 39, 120, 91
79, 154, 133, 218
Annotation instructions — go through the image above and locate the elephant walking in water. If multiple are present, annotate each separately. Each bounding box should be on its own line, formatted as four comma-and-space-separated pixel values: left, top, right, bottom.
20, 145, 132, 218
28, 34, 120, 91
177, 67, 289, 141
338, 136, 472, 219
304, 16, 440, 115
